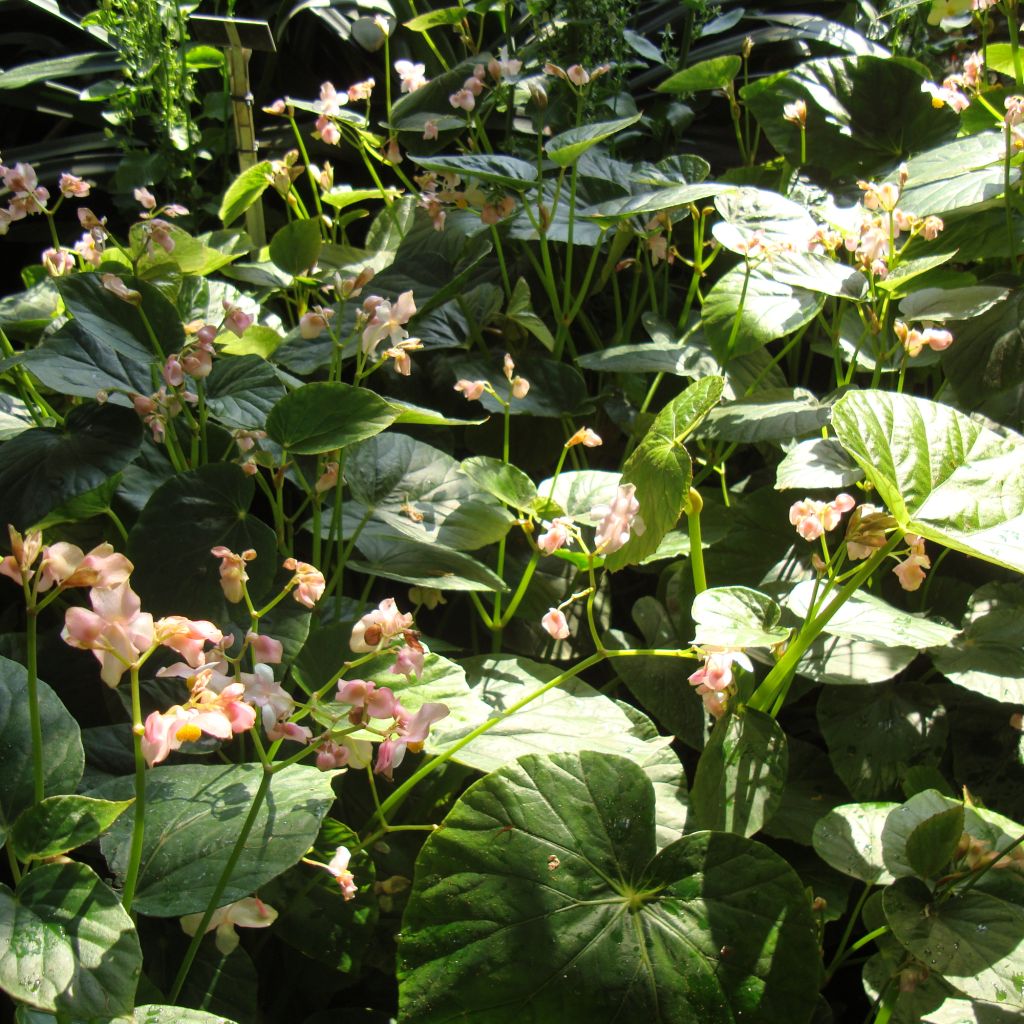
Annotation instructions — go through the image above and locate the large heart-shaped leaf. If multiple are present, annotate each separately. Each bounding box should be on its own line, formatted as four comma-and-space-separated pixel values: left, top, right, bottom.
410, 154, 538, 190
0, 403, 142, 530
692, 586, 789, 648
398, 751, 820, 1024
831, 390, 1024, 573
605, 376, 723, 570
128, 462, 278, 619
266, 381, 398, 455
0, 862, 141, 1018
545, 114, 642, 166
812, 803, 899, 884
0, 656, 84, 829
97, 763, 337, 916
204, 355, 285, 431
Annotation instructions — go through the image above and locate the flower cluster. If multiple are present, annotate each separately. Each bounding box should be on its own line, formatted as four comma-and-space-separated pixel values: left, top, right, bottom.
592, 483, 643, 554
921, 51, 984, 113
335, 678, 449, 779
454, 352, 530, 404
688, 648, 753, 719
789, 493, 856, 542
894, 321, 954, 357
313, 78, 376, 145
360, 291, 420, 374
0, 162, 51, 234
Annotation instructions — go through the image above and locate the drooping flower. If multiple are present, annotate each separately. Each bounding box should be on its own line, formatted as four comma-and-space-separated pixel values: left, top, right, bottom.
154, 615, 224, 668
894, 321, 954, 357
392, 639, 425, 679
37, 542, 132, 592
374, 703, 450, 778
893, 534, 931, 592
541, 607, 570, 639
454, 379, 488, 401
283, 558, 326, 608
319, 846, 358, 900
210, 547, 257, 604
101, 274, 142, 305
300, 305, 335, 339
180, 897, 278, 955
134, 187, 157, 210
41, 248, 75, 277
537, 518, 574, 555
566, 427, 602, 448
788, 493, 856, 542
591, 483, 644, 554
222, 301, 254, 337
688, 648, 753, 719
395, 59, 428, 93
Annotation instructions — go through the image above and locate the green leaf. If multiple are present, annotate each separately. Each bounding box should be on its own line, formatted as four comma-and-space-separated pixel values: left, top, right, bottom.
338, 434, 513, 551
34, 475, 121, 530
831, 390, 1024, 574
770, 250, 867, 299
575, 339, 709, 376
127, 463, 278, 620
932, 583, 1024, 704
460, 455, 538, 513
793, 634, 916, 686
97, 764, 337, 916
702, 266, 824, 362
398, 751, 820, 1024
404, 6, 466, 29
881, 791, 964, 880
10, 795, 134, 862
701, 388, 833, 443
219, 161, 273, 225
740, 55, 957, 180
539, 469, 619, 522
349, 534, 507, 591
690, 708, 789, 837
0, 862, 141, 1017
0, 403, 142, 530
898, 285, 1009, 322
322, 186, 402, 210
410, 154, 538, 191
657, 55, 742, 93
269, 218, 323, 276
585, 182, 730, 224
605, 376, 724, 570
134, 1008, 239, 1024
818, 683, 948, 800
762, 736, 847, 846
692, 586, 790, 648
714, 188, 816, 248
545, 114, 642, 166
812, 803, 899, 884
217, 324, 283, 359
0, 52, 121, 90
875, 253, 958, 295
266, 382, 398, 455
0, 656, 84, 831
204, 354, 286, 430
784, 581, 959, 649
884, 878, 1024, 1009
776, 438, 864, 490
504, 277, 555, 351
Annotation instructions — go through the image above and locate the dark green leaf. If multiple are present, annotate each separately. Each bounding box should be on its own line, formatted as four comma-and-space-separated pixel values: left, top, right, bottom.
690, 708, 789, 836
266, 382, 398, 454
219, 161, 274, 225
269, 219, 323, 276
398, 751, 820, 1024
0, 862, 141, 1017
97, 764, 337, 916
545, 114, 642, 166
204, 355, 286, 430
812, 802, 898, 884
10, 795, 134, 862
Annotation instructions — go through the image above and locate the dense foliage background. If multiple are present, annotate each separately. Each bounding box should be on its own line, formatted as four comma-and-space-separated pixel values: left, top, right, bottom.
3, 0, 1024, 1022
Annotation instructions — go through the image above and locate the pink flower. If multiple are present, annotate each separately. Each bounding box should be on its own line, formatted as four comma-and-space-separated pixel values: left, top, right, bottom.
591, 483, 644, 554
361, 291, 416, 357
350, 597, 414, 651
688, 649, 753, 719
542, 607, 570, 639
783, 99, 807, 126
893, 534, 930, 591
348, 78, 375, 102
101, 274, 141, 305
537, 518, 573, 555
392, 641, 425, 679
502, 352, 529, 398
894, 321, 954, 357
0, 525, 42, 585
488, 46, 522, 81
37, 542, 132, 592
395, 59, 427, 93
318, 81, 347, 116
789, 493, 856, 541
315, 116, 341, 146
566, 64, 590, 86
41, 248, 74, 277
454, 379, 488, 401
74, 232, 102, 266
211, 546, 257, 604
449, 88, 476, 112
247, 631, 282, 665
238, 663, 294, 732
567, 427, 602, 448
422, 120, 439, 141
134, 187, 157, 210
374, 703, 450, 778
283, 558, 325, 608
62, 583, 155, 687
317, 740, 351, 770
180, 897, 277, 956
182, 349, 213, 378
921, 216, 944, 240
163, 354, 184, 387
267, 720, 312, 744
320, 846, 358, 900
315, 461, 339, 494
300, 306, 334, 339
155, 615, 224, 667
222, 301, 254, 337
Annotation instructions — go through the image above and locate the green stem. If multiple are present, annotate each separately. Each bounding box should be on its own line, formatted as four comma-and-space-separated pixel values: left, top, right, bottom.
825, 882, 874, 981
369, 648, 689, 827
120, 665, 147, 910
496, 550, 540, 627
169, 768, 273, 1001
748, 534, 902, 714
1005, 120, 1019, 273
724, 262, 752, 361
137, 306, 165, 361
685, 489, 707, 593
24, 597, 43, 805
